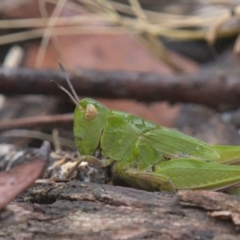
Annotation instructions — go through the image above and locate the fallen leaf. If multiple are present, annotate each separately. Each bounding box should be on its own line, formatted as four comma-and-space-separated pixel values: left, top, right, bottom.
0, 141, 50, 210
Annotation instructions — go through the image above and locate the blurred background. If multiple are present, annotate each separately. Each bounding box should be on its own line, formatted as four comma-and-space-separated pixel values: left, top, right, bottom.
1, 0, 240, 173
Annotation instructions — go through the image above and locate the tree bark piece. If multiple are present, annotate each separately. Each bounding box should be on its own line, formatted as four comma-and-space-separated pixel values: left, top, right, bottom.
1, 67, 240, 111
0, 181, 239, 239
178, 190, 240, 226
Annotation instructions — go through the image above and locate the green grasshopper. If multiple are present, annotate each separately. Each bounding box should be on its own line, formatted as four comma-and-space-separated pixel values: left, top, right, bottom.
55, 63, 240, 192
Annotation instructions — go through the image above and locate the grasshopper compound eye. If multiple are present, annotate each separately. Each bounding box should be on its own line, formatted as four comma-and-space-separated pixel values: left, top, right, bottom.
85, 104, 98, 121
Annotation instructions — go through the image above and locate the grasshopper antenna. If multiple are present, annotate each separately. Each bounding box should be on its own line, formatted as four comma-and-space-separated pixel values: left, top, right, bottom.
58, 61, 80, 103
51, 80, 79, 106
51, 62, 82, 108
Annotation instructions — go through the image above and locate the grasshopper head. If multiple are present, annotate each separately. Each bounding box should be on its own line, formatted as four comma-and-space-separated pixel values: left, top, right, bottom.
54, 62, 109, 155
73, 98, 109, 155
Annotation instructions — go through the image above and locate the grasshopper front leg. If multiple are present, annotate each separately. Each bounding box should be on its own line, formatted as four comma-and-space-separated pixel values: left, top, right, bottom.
66, 156, 112, 179
66, 156, 102, 179
125, 158, 240, 192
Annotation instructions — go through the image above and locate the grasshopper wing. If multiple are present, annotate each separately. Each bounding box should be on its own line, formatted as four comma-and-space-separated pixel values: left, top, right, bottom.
212, 145, 240, 164
141, 127, 220, 161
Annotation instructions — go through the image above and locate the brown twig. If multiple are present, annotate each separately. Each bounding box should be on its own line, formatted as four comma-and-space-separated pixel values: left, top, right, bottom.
0, 113, 73, 131
1, 129, 75, 149
1, 67, 240, 111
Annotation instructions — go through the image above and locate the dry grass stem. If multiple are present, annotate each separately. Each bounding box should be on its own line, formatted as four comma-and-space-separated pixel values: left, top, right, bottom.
0, 0, 240, 70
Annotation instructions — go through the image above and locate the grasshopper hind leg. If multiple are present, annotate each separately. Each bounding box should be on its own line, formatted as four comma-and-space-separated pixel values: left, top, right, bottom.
123, 167, 173, 191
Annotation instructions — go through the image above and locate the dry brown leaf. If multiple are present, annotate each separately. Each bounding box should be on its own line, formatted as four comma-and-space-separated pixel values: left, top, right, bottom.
0, 141, 50, 210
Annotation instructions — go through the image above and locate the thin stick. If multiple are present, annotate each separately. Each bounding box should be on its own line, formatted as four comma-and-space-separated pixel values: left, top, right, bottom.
1, 129, 75, 149
36, 0, 67, 67
0, 113, 73, 131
